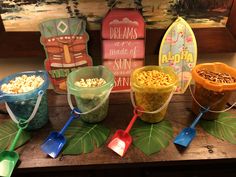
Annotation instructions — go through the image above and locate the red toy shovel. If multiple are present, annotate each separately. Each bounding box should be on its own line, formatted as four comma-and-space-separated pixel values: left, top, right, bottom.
108, 109, 140, 157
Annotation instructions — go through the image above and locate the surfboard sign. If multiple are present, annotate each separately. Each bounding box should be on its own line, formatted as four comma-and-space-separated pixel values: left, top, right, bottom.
159, 17, 197, 94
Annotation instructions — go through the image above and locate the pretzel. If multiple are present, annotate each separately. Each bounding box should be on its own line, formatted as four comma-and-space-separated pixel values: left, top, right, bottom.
197, 69, 236, 84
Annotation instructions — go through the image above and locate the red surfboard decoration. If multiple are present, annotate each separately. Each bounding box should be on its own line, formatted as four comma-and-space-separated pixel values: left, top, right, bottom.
102, 8, 145, 92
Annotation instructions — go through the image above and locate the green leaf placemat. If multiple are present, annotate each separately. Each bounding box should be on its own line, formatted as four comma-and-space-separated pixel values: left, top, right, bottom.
130, 119, 173, 156
0, 120, 31, 152
62, 119, 110, 155
200, 112, 236, 144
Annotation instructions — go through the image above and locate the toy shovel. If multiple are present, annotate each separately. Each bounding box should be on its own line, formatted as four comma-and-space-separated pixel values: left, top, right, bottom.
0, 120, 27, 177
174, 108, 209, 148
41, 108, 80, 158
108, 109, 139, 157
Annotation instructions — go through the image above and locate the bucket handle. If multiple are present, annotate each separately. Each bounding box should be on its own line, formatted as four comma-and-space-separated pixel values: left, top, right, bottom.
130, 87, 176, 114
67, 88, 112, 115
5, 90, 44, 124
0, 93, 9, 102
189, 85, 236, 113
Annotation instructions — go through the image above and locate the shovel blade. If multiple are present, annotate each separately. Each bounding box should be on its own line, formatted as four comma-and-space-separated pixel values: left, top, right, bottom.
174, 127, 196, 148
0, 151, 19, 177
108, 130, 132, 157
41, 132, 66, 158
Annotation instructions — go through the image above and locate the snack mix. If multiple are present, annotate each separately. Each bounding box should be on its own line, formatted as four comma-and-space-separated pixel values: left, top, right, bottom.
136, 70, 173, 87
197, 69, 236, 84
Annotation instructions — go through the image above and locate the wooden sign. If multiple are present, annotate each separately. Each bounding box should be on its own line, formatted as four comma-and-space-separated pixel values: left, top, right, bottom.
39, 18, 93, 94
102, 9, 145, 92
159, 17, 197, 94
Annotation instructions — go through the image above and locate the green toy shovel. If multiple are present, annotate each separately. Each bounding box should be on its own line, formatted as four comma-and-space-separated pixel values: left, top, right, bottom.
0, 120, 27, 177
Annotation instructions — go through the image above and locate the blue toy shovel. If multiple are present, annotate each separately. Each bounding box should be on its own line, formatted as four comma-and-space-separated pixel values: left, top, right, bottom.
41, 108, 80, 158
174, 108, 209, 148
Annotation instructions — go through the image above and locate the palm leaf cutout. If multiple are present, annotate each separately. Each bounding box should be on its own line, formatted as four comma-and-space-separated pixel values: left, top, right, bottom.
200, 112, 236, 144
130, 119, 173, 156
62, 119, 110, 155
0, 120, 31, 152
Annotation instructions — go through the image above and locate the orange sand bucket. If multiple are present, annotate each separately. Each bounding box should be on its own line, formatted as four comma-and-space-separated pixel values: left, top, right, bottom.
191, 62, 236, 120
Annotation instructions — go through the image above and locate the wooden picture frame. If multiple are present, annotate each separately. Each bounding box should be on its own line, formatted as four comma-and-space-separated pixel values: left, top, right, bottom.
0, 1, 235, 62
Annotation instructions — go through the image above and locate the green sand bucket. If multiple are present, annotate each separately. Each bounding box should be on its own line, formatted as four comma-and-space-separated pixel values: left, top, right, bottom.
67, 66, 114, 123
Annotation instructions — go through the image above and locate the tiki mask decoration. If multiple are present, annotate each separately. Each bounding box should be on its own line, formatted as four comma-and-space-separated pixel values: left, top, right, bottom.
39, 18, 93, 94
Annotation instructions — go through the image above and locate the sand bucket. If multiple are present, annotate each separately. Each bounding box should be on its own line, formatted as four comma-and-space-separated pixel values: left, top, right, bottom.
130, 66, 178, 123
191, 62, 236, 120
0, 71, 49, 130
67, 66, 114, 123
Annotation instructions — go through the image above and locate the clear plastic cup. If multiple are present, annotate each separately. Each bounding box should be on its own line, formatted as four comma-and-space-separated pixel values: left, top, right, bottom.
130, 66, 178, 123
0, 71, 49, 130
191, 62, 236, 120
67, 66, 114, 123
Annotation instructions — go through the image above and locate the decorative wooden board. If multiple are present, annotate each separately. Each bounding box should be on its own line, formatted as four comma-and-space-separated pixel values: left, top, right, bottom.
159, 17, 197, 94
39, 18, 93, 94
102, 9, 145, 92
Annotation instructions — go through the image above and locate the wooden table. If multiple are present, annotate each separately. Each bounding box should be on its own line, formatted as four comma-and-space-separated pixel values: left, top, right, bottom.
0, 90, 236, 177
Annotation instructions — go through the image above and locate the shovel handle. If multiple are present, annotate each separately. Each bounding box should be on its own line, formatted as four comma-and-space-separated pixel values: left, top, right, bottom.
190, 108, 209, 129
59, 114, 76, 135
59, 109, 81, 135
9, 128, 23, 151
124, 113, 138, 134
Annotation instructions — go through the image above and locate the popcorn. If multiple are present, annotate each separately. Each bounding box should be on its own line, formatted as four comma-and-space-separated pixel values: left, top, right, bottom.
74, 78, 106, 88
1, 75, 44, 94
136, 70, 173, 87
